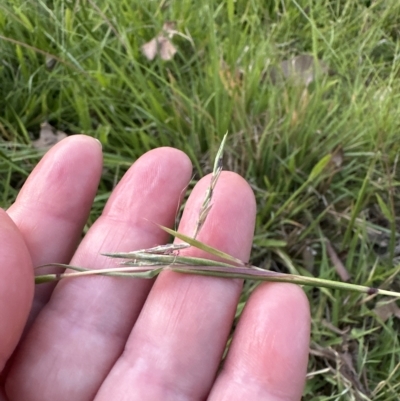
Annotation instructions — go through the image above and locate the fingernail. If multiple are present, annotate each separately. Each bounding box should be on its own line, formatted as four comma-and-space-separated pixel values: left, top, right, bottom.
94, 138, 103, 149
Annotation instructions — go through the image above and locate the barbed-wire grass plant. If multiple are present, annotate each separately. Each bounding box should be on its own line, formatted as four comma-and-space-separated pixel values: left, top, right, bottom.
35, 134, 400, 301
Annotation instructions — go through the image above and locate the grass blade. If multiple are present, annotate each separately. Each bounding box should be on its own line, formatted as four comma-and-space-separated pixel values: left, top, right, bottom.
157, 224, 246, 266
34, 261, 400, 300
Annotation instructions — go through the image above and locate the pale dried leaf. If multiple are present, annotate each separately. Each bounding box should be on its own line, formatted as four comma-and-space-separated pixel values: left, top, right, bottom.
158, 37, 177, 61
331, 146, 344, 168
374, 298, 400, 322
326, 240, 351, 282
321, 320, 350, 336
141, 38, 159, 61
162, 21, 177, 34
141, 21, 178, 61
268, 54, 330, 86
32, 122, 67, 150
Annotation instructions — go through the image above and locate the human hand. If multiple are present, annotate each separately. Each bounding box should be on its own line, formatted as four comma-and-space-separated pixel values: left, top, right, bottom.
1, 135, 310, 401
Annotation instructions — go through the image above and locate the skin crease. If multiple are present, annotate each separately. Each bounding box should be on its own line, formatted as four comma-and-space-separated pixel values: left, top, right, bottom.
1, 136, 311, 401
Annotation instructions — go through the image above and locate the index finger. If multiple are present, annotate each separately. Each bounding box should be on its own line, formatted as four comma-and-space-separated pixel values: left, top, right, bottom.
0, 209, 33, 371
7, 135, 103, 322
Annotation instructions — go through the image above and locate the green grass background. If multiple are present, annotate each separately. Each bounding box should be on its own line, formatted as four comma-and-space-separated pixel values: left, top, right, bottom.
1, 0, 400, 399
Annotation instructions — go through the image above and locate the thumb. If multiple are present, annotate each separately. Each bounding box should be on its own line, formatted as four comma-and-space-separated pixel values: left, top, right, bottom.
0, 209, 33, 371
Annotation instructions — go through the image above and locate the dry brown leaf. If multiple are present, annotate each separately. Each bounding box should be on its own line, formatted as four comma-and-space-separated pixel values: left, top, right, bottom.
311, 342, 369, 399
331, 146, 344, 169
142, 22, 178, 61
326, 240, 351, 282
374, 298, 400, 322
218, 60, 244, 97
321, 320, 350, 336
32, 122, 67, 150
268, 54, 331, 86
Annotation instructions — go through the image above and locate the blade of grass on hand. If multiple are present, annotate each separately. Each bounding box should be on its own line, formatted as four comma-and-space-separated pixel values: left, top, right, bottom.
157, 224, 247, 266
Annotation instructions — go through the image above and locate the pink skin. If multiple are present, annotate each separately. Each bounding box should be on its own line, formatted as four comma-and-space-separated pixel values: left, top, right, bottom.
0, 210, 33, 371
1, 136, 310, 401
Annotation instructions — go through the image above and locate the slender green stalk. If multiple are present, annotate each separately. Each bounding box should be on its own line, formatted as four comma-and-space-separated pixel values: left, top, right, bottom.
35, 261, 400, 299
34, 133, 400, 300
168, 266, 399, 298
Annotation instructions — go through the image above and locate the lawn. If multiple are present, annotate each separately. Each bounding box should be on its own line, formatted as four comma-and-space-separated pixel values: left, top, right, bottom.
1, 0, 400, 399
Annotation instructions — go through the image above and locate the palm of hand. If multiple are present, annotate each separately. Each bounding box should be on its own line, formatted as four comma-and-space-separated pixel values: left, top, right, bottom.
0, 136, 309, 401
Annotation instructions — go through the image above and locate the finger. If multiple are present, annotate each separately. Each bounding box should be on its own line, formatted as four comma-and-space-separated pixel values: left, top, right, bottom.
7, 135, 103, 322
208, 283, 310, 401
0, 210, 33, 371
95, 172, 256, 401
0, 388, 7, 401
5, 148, 192, 401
